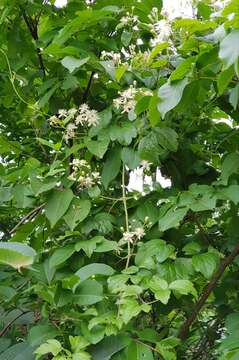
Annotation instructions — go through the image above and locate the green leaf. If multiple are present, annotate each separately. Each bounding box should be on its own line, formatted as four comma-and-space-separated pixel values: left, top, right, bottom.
115, 64, 128, 82
125, 342, 154, 360
100, 60, 116, 80
218, 185, 239, 205
135, 239, 174, 269
169, 280, 197, 297
0, 343, 34, 360
157, 78, 188, 118
49, 245, 75, 268
30, 178, 57, 196
138, 132, 161, 163
155, 127, 178, 152
76, 235, 117, 257
170, 58, 195, 81
156, 337, 180, 360
229, 84, 239, 110
159, 207, 188, 232
35, 340, 62, 359
109, 123, 137, 146
149, 276, 171, 304
74, 279, 103, 305
85, 137, 109, 159
219, 30, 239, 74
90, 335, 130, 360
45, 189, 73, 227
148, 95, 160, 126
220, 153, 239, 185
183, 242, 201, 255
61, 56, 89, 73
75, 263, 115, 282
64, 199, 91, 230
121, 148, 140, 170
118, 298, 151, 323
38, 83, 60, 108
0, 242, 36, 269
101, 146, 121, 189
28, 325, 59, 347
192, 252, 219, 279
0, 286, 17, 301
217, 66, 234, 95
121, 30, 132, 46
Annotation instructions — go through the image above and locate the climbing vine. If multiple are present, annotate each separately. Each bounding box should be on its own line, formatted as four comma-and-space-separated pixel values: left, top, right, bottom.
0, 0, 239, 359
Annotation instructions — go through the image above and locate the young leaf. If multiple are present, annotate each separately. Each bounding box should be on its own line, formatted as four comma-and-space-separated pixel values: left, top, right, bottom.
169, 280, 197, 297
149, 276, 171, 304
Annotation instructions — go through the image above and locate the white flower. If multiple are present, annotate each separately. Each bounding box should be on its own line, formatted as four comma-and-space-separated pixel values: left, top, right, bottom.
64, 122, 77, 143
58, 109, 68, 118
113, 85, 138, 114
120, 14, 138, 26
92, 171, 100, 180
122, 231, 135, 243
122, 99, 136, 113
68, 173, 77, 181
48, 115, 59, 126
87, 109, 99, 127
68, 108, 78, 117
134, 227, 145, 240
79, 103, 89, 113
75, 104, 99, 127
150, 20, 171, 46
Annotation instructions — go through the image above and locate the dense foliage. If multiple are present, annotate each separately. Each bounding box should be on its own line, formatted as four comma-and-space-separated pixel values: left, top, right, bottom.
0, 0, 239, 358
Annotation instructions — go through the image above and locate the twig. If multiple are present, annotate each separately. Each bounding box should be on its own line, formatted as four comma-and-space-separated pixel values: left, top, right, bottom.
9, 203, 45, 235
82, 71, 95, 103
20, 6, 46, 78
132, 338, 164, 360
122, 165, 130, 269
0, 310, 30, 337
179, 241, 239, 340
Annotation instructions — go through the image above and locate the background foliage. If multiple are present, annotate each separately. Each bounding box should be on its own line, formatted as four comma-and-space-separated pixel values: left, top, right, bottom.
0, 0, 239, 359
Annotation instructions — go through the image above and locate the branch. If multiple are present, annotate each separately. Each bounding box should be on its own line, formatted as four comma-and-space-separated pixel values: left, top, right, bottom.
9, 203, 45, 235
82, 71, 95, 103
0, 311, 30, 337
20, 6, 46, 78
122, 165, 130, 269
179, 241, 239, 340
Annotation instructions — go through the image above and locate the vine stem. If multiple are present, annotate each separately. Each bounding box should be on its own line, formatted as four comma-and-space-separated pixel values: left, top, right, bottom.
0, 310, 30, 337
179, 240, 239, 340
122, 165, 130, 269
9, 203, 45, 235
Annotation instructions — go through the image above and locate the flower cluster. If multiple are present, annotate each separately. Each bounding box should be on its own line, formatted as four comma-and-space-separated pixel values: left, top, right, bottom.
120, 227, 145, 245
148, 7, 172, 46
75, 104, 99, 127
119, 12, 139, 28
113, 84, 152, 114
101, 51, 122, 66
48, 105, 99, 143
68, 158, 100, 189
113, 85, 138, 114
